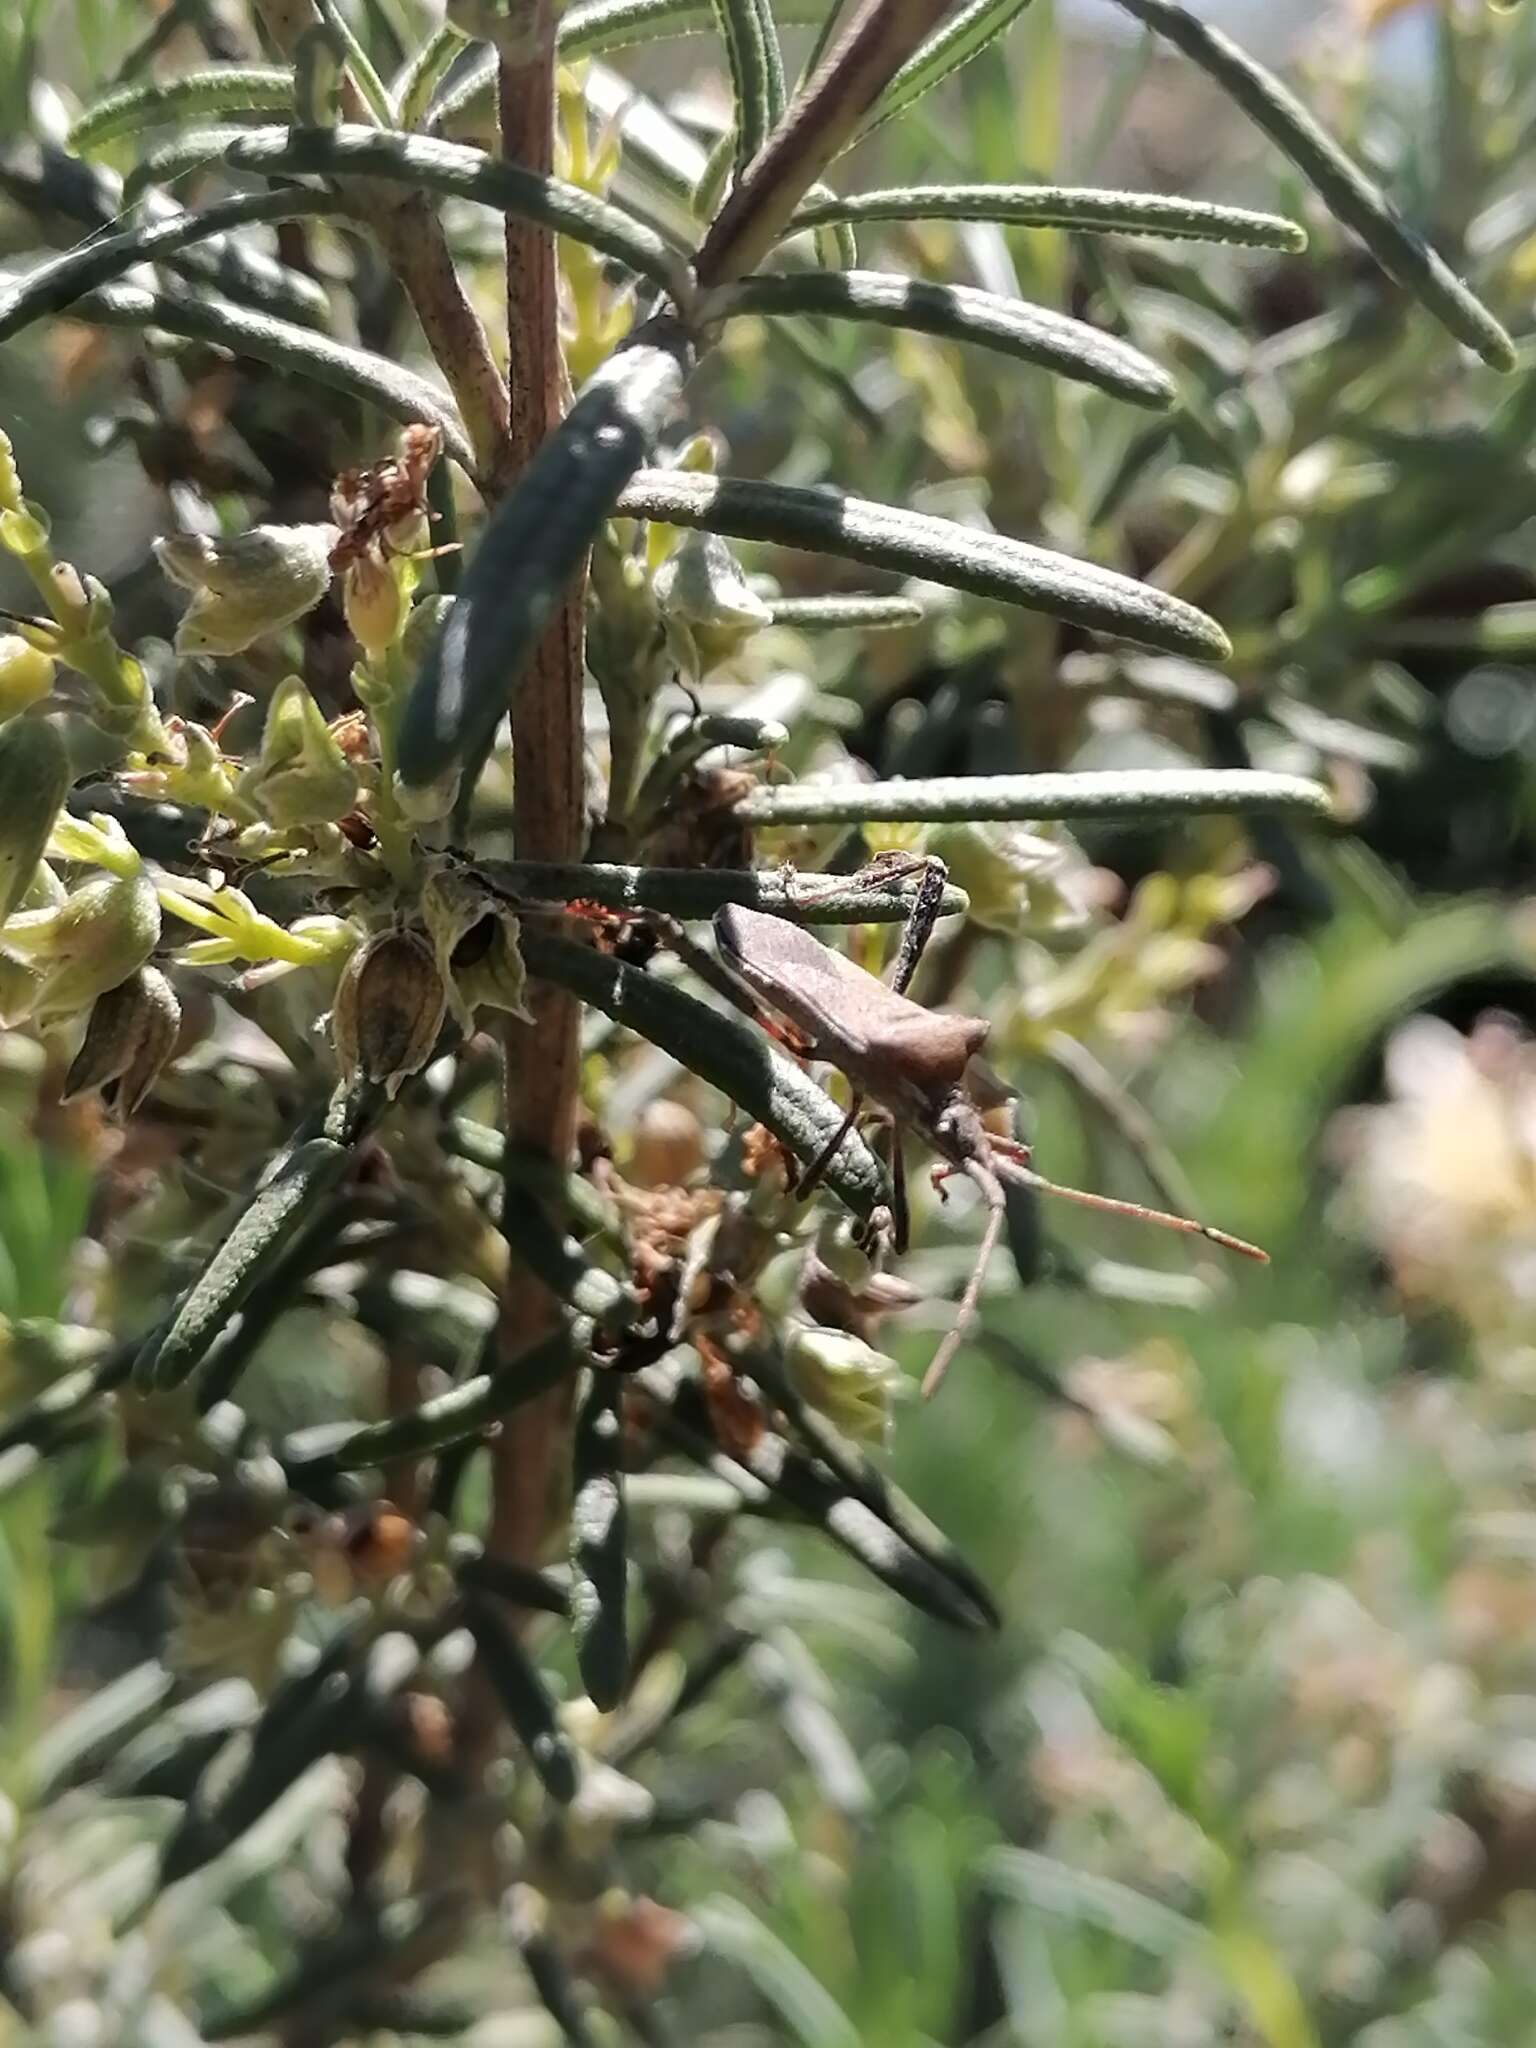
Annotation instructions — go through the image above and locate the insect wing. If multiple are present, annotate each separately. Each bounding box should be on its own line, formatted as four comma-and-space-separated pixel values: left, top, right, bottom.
713, 904, 886, 1060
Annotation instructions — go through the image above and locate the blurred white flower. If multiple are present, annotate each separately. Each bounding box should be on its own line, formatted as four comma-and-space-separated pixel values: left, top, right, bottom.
1334, 1014, 1536, 1369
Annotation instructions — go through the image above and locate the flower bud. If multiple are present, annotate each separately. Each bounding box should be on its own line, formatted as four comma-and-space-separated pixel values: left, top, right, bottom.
343, 556, 406, 657
332, 928, 447, 1096
0, 636, 55, 722
928, 820, 1095, 938
64, 965, 181, 1116
0, 499, 49, 559
0, 955, 40, 1028
155, 523, 337, 657
784, 1324, 905, 1445
0, 716, 69, 920
0, 429, 22, 511
655, 530, 771, 678
6, 872, 162, 1028
392, 761, 461, 828
630, 1101, 705, 1188
236, 675, 356, 827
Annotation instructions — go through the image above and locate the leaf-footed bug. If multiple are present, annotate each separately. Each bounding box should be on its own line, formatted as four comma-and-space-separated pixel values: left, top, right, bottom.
712, 898, 1267, 1398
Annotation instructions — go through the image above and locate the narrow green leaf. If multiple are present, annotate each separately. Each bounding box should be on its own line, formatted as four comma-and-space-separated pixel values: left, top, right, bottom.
1114, 0, 1515, 371
314, 0, 396, 127
711, 0, 777, 168
571, 1373, 628, 1710
858, 0, 1037, 138
392, 19, 468, 128
695, 1898, 863, 2048
520, 929, 891, 1221
768, 593, 924, 628
0, 137, 330, 324
399, 320, 693, 785
750, 1349, 1001, 1627
67, 278, 474, 470
0, 1343, 133, 1460
26, 1659, 175, 1800
717, 269, 1176, 409
615, 470, 1233, 661
134, 1083, 384, 1392
68, 66, 294, 154
456, 854, 969, 922
790, 181, 1307, 251
0, 187, 339, 346
559, 0, 824, 58
121, 124, 268, 203
731, 768, 1332, 827
981, 1845, 1205, 1958
450, 1542, 571, 1616
582, 60, 712, 201
282, 1328, 575, 1478
224, 125, 693, 301
466, 1594, 581, 1803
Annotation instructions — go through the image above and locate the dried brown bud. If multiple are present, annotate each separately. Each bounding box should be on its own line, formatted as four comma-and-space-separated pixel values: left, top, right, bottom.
630, 1101, 705, 1188
63, 965, 181, 1117
332, 928, 446, 1096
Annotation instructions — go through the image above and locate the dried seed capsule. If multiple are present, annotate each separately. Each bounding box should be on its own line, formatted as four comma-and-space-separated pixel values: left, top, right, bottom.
0, 716, 68, 919
332, 928, 446, 1097
64, 965, 181, 1117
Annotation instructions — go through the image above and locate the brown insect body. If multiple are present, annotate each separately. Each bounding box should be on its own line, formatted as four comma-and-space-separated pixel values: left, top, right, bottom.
713, 903, 1266, 1399
714, 903, 986, 1137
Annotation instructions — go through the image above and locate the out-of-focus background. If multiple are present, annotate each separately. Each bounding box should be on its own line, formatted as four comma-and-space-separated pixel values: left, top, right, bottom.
9, 1, 1536, 2043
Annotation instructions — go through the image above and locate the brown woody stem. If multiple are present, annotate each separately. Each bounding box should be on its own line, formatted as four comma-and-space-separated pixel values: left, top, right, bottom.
695, 0, 959, 286
254, 0, 512, 485
489, 23, 589, 1575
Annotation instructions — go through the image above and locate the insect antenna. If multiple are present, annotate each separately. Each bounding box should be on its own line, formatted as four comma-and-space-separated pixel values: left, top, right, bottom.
921, 1157, 1007, 1400
990, 1150, 1267, 1263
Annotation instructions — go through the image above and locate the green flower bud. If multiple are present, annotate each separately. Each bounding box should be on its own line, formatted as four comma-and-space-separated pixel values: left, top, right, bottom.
63, 964, 181, 1116
0, 500, 50, 559
343, 556, 406, 658
19, 862, 64, 911
0, 717, 69, 920
332, 927, 447, 1096
784, 1324, 905, 1445
588, 532, 668, 823
237, 675, 357, 827
0, 429, 23, 511
655, 530, 771, 679
420, 864, 531, 1033
0, 635, 55, 722
927, 820, 1095, 938
393, 762, 461, 828
155, 523, 337, 657
4, 872, 161, 1027
0, 955, 40, 1027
